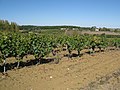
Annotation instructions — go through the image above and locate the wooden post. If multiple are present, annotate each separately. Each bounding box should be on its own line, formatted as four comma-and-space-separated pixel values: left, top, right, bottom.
3, 59, 6, 74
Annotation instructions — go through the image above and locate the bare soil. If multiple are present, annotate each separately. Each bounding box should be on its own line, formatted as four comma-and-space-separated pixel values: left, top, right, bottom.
81, 31, 120, 35
66, 30, 120, 36
0, 50, 120, 90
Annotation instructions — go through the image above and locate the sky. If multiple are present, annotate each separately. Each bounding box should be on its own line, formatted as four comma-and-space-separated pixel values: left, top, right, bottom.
0, 0, 120, 28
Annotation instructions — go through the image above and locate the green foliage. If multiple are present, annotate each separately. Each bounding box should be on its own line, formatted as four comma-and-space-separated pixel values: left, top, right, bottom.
0, 20, 19, 31
108, 38, 120, 48
0, 31, 120, 71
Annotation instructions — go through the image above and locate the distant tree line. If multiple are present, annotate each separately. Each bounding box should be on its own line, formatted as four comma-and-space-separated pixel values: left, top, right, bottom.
19, 25, 98, 31
19, 25, 115, 32
99, 27, 111, 31
0, 20, 19, 31
19, 25, 81, 31
1, 19, 118, 32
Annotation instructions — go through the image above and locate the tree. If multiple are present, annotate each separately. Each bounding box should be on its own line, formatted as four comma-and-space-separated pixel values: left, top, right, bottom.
10, 22, 19, 31
0, 20, 19, 31
91, 26, 96, 31
4, 20, 10, 31
0, 20, 3, 30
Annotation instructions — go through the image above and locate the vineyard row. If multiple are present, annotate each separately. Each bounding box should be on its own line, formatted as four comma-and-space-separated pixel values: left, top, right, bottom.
0, 31, 120, 73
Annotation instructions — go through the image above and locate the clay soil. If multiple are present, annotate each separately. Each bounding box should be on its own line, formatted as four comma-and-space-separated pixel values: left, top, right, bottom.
0, 50, 120, 90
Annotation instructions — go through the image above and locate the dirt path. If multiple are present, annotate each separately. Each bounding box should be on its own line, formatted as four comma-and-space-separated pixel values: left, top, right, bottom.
0, 50, 120, 90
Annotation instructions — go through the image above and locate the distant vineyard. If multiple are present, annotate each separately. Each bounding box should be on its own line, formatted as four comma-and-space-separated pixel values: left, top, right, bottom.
0, 31, 120, 74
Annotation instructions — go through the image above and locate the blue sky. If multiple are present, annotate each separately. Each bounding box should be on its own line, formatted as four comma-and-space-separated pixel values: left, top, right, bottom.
0, 0, 120, 28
